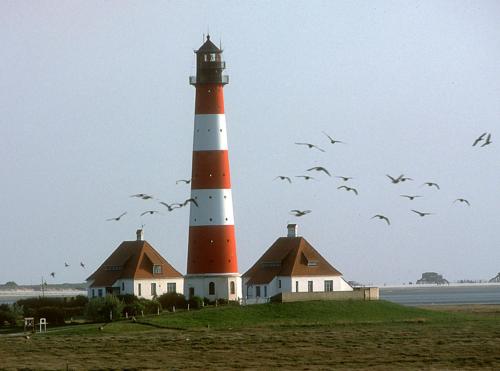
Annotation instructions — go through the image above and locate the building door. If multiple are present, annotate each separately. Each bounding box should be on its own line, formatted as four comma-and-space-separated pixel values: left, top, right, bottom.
308, 281, 313, 292
189, 287, 195, 298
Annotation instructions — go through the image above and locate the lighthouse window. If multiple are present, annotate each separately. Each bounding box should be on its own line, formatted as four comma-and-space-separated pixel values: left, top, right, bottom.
209, 282, 215, 295
210, 53, 216, 61
210, 239, 214, 244
230, 281, 235, 295
219, 129, 222, 132
209, 218, 213, 222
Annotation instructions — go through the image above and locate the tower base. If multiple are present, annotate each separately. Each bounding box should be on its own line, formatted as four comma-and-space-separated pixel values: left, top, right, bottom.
184, 273, 242, 302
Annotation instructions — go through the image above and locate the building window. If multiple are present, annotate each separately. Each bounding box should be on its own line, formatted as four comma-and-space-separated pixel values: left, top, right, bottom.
98, 288, 103, 297
324, 280, 333, 292
121, 282, 125, 292
264, 286, 267, 297
153, 265, 162, 274
230, 281, 235, 295
167, 282, 176, 293
92, 289, 95, 298
138, 283, 142, 296
308, 281, 313, 292
278, 279, 281, 289
256, 286, 261, 297
151, 283, 157, 297
295, 281, 299, 293
209, 282, 215, 295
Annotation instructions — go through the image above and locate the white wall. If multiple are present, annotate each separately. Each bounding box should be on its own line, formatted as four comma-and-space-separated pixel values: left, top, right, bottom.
184, 274, 242, 301
243, 275, 352, 299
87, 277, 184, 300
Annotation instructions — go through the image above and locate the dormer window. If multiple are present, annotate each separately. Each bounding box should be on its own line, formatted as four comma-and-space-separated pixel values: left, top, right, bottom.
307, 260, 318, 267
153, 265, 162, 274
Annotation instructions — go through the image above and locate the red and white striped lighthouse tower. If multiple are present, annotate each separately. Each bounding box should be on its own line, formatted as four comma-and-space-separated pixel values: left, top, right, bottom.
184, 35, 241, 300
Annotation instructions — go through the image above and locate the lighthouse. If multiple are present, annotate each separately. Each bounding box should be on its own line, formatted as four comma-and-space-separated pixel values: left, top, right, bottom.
184, 35, 242, 301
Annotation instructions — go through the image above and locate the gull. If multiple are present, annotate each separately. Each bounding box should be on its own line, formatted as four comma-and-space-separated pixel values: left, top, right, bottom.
322, 131, 345, 144
106, 212, 127, 221
294, 142, 325, 152
274, 176, 292, 183
386, 174, 404, 184
411, 209, 434, 217
176, 179, 191, 185
337, 185, 358, 195
183, 198, 199, 207
400, 176, 413, 182
290, 209, 312, 217
454, 198, 470, 206
481, 133, 492, 147
80, 262, 85, 268
472, 132, 487, 146
371, 214, 390, 225
130, 194, 154, 200
140, 210, 160, 216
295, 175, 315, 181
422, 182, 440, 190
336, 176, 353, 182
307, 166, 331, 176
159, 202, 182, 211
64, 262, 70, 267
50, 272, 55, 278
400, 195, 422, 200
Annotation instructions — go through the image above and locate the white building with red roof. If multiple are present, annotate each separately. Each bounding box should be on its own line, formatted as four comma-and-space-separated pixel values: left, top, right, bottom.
86, 230, 183, 299
242, 224, 352, 302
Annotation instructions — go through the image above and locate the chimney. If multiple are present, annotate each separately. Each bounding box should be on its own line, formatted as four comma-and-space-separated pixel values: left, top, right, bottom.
136, 229, 144, 241
287, 224, 298, 238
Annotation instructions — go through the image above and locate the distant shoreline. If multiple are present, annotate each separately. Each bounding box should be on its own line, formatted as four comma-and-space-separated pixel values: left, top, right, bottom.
376, 282, 500, 289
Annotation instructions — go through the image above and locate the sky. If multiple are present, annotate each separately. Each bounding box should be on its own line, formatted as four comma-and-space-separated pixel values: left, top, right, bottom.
1, 1, 499, 286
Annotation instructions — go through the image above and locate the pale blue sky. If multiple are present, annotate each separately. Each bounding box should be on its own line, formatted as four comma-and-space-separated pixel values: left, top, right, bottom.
1, 1, 499, 285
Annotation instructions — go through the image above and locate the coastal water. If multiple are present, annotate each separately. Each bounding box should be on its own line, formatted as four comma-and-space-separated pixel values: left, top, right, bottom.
0, 290, 87, 305
380, 284, 500, 305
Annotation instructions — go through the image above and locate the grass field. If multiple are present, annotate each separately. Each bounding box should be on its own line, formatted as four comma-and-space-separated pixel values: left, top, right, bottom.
1, 301, 499, 370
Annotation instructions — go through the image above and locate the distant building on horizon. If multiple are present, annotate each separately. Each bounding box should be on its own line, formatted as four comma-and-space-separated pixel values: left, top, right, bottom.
86, 229, 183, 299
416, 272, 449, 285
242, 224, 353, 302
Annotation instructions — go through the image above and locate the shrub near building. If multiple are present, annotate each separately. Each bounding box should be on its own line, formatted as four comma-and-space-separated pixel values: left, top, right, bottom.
85, 295, 123, 322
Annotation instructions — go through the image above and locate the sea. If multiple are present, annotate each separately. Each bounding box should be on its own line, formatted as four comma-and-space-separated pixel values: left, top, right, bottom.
380, 283, 500, 305
0, 290, 87, 305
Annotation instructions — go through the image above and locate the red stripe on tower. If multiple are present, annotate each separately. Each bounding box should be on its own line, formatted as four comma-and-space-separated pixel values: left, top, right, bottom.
185, 35, 241, 300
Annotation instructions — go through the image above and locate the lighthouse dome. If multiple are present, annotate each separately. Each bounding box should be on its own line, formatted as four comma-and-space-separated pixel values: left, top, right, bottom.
196, 35, 221, 54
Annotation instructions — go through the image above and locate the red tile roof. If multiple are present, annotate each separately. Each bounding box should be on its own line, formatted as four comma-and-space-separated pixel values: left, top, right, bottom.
86, 240, 182, 288
243, 237, 342, 285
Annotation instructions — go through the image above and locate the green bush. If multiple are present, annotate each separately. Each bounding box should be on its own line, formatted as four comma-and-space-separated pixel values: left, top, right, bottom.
84, 295, 123, 322
158, 293, 187, 310
0, 309, 16, 326
63, 306, 86, 319
123, 301, 145, 316
188, 296, 204, 310
36, 306, 65, 325
141, 299, 162, 315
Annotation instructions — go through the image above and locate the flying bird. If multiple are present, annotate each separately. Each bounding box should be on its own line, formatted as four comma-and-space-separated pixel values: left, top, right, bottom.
336, 176, 353, 182
411, 209, 434, 217
322, 131, 345, 144
140, 210, 160, 216
371, 214, 390, 225
80, 262, 85, 269
295, 175, 316, 181
422, 182, 440, 190
274, 176, 292, 183
472, 132, 487, 146
399, 176, 413, 182
400, 195, 422, 200
106, 212, 127, 221
337, 185, 358, 195
290, 209, 312, 217
307, 166, 331, 176
130, 194, 154, 200
50, 272, 55, 278
183, 198, 199, 207
481, 133, 492, 147
176, 179, 191, 185
159, 202, 182, 211
454, 198, 470, 206
386, 174, 405, 184
294, 142, 325, 152
64, 262, 69, 267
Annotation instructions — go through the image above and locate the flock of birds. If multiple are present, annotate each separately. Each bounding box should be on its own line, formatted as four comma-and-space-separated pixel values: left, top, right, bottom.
277, 131, 493, 225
